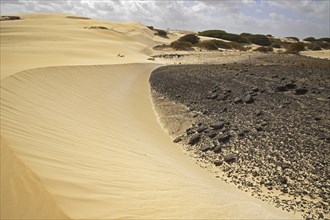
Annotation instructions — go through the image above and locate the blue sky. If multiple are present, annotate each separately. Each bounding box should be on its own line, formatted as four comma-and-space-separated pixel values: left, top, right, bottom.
1, 0, 329, 39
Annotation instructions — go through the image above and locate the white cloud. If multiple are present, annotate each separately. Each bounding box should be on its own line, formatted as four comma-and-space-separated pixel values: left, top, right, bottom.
0, 0, 328, 38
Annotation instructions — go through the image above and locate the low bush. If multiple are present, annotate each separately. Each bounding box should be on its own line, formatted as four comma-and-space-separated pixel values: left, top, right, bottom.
228, 42, 247, 51
247, 34, 271, 46
155, 29, 168, 37
307, 43, 322, 51
286, 37, 300, 42
170, 41, 193, 50
286, 42, 305, 53
198, 30, 226, 38
199, 30, 248, 43
197, 40, 219, 50
178, 34, 200, 44
303, 37, 316, 42
318, 37, 330, 43
212, 40, 232, 49
253, 46, 274, 53
271, 43, 282, 48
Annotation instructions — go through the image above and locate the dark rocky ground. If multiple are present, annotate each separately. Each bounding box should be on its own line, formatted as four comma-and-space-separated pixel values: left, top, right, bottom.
149, 54, 330, 219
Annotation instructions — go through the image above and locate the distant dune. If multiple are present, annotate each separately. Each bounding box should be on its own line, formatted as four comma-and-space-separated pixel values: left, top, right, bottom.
1, 13, 299, 219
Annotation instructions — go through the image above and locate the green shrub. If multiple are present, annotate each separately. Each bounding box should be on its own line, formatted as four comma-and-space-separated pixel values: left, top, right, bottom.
198, 30, 226, 38
247, 34, 271, 46
228, 42, 247, 51
286, 42, 305, 53
197, 40, 219, 50
318, 37, 330, 43
198, 30, 248, 43
286, 37, 299, 42
170, 41, 193, 50
307, 43, 322, 51
155, 29, 168, 37
271, 43, 281, 48
303, 37, 316, 42
147, 26, 154, 30
178, 34, 200, 44
253, 46, 274, 53
212, 40, 233, 49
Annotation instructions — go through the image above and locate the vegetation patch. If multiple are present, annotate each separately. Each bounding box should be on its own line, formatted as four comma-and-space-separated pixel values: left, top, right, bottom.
155, 29, 168, 38
253, 46, 274, 53
178, 34, 200, 44
286, 42, 305, 54
303, 37, 316, 42
199, 30, 248, 43
86, 26, 108, 30
170, 41, 193, 50
286, 37, 300, 42
0, 16, 21, 21
247, 34, 271, 46
197, 40, 219, 50
271, 43, 282, 48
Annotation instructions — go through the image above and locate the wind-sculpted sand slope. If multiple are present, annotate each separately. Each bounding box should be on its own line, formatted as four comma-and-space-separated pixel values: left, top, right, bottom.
0, 13, 155, 79
1, 64, 298, 219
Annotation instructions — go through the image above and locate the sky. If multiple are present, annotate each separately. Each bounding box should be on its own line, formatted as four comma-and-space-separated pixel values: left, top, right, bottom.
1, 0, 329, 39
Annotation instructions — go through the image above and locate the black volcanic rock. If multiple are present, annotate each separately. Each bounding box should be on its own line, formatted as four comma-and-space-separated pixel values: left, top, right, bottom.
218, 134, 230, 143
210, 121, 225, 130
224, 154, 236, 163
188, 134, 201, 145
149, 54, 330, 218
295, 87, 308, 95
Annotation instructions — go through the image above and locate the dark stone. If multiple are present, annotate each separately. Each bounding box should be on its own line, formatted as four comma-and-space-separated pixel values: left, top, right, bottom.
243, 94, 254, 104
295, 87, 308, 95
285, 81, 296, 90
210, 121, 225, 130
208, 93, 218, 99
218, 134, 230, 143
279, 176, 288, 184
281, 163, 291, 169
233, 97, 242, 104
224, 154, 236, 163
221, 107, 228, 113
238, 132, 245, 137
255, 110, 262, 116
197, 125, 208, 133
261, 121, 268, 127
208, 131, 217, 138
200, 145, 211, 152
255, 125, 263, 132
214, 160, 223, 166
213, 146, 222, 153
275, 85, 287, 92
173, 136, 182, 143
188, 134, 201, 145
252, 87, 259, 92
281, 188, 289, 193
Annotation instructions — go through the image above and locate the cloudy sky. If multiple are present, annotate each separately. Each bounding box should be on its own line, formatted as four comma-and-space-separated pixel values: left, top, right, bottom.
1, 0, 329, 39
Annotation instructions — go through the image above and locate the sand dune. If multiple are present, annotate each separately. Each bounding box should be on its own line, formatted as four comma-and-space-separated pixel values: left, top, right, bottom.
1, 64, 297, 219
1, 13, 299, 219
0, 13, 155, 79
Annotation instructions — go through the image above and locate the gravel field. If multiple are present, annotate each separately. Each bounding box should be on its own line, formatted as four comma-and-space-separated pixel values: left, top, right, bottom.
150, 54, 330, 219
